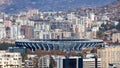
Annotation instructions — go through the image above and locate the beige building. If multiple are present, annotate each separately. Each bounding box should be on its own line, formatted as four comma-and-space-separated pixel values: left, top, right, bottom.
97, 46, 120, 68
112, 33, 120, 43
0, 51, 22, 68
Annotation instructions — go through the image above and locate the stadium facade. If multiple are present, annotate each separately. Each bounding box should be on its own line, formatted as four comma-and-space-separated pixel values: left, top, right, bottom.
15, 39, 103, 51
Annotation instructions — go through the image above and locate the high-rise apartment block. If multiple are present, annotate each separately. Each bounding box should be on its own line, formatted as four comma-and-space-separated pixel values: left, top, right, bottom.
97, 46, 120, 68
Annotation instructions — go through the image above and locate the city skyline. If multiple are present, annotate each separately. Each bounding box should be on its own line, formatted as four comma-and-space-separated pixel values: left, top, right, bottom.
0, 0, 119, 68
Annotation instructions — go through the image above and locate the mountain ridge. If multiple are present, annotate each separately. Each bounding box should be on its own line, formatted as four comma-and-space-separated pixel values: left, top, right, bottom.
0, 0, 117, 13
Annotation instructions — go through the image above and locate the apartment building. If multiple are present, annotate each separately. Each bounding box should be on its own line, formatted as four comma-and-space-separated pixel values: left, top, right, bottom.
10, 25, 21, 40
83, 58, 101, 68
0, 51, 22, 68
55, 55, 101, 68
112, 33, 120, 43
38, 55, 50, 68
0, 23, 6, 39
97, 46, 120, 68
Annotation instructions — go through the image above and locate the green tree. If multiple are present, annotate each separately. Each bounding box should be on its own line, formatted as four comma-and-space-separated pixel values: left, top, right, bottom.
116, 22, 120, 31
97, 31, 104, 39
0, 43, 16, 50
49, 56, 56, 68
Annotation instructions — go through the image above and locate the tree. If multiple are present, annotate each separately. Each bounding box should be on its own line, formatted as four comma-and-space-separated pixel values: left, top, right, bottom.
0, 43, 16, 50
116, 22, 120, 31
97, 31, 104, 39
49, 56, 56, 68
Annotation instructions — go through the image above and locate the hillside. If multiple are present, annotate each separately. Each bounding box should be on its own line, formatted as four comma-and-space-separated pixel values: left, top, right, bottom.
0, 0, 116, 13
97, 0, 120, 20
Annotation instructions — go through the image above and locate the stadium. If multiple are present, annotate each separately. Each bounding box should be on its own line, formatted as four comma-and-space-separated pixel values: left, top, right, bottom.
15, 39, 103, 51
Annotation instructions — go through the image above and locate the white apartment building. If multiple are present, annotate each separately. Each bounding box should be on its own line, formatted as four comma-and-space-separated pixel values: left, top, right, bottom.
87, 12, 95, 21
67, 13, 76, 22
83, 58, 101, 68
38, 55, 50, 68
72, 16, 94, 39
0, 23, 6, 39
0, 51, 22, 68
34, 21, 51, 39
10, 25, 21, 40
